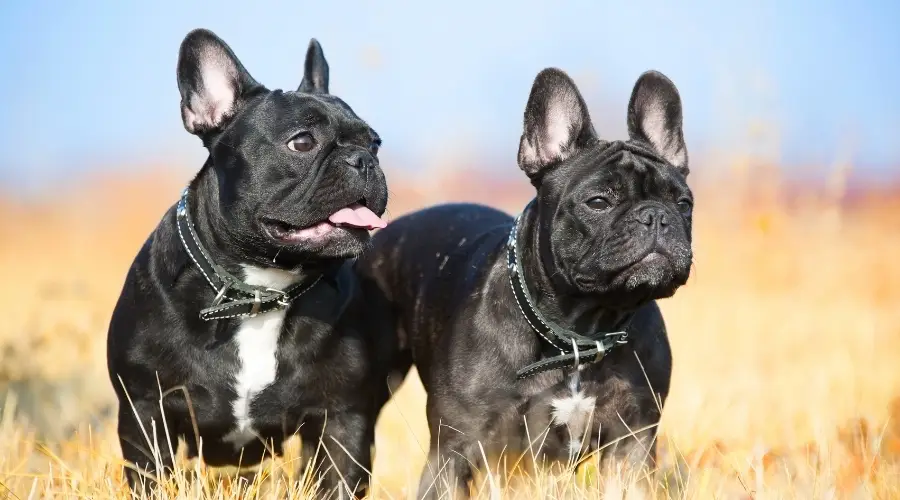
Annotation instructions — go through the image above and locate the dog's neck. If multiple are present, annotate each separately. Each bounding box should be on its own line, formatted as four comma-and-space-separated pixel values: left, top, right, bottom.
185, 163, 318, 287
515, 202, 631, 335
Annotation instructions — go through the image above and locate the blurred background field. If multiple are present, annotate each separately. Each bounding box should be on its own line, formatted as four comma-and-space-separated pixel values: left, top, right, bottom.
2, 0, 900, 498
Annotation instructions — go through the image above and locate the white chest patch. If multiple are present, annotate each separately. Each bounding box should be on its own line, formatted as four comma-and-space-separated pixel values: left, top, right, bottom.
551, 390, 597, 456
223, 265, 301, 448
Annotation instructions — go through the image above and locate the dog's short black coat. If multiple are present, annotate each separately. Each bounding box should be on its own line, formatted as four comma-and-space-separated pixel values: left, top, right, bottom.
106, 29, 407, 498
360, 68, 693, 497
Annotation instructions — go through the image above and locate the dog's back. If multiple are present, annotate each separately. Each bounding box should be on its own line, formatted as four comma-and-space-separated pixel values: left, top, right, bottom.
361, 203, 512, 381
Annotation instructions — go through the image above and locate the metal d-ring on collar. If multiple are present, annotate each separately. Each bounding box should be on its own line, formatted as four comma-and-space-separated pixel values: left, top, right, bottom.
174, 188, 322, 321
507, 200, 631, 380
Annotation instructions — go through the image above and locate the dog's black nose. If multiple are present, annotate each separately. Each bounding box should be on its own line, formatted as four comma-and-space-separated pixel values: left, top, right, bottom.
637, 206, 669, 228
344, 150, 374, 170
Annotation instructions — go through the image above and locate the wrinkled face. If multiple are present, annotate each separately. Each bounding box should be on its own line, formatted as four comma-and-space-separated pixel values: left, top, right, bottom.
518, 68, 694, 308
209, 91, 386, 261
176, 29, 387, 265
538, 142, 693, 307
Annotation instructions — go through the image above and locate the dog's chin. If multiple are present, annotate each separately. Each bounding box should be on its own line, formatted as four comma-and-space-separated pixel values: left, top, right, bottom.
577, 252, 690, 309
260, 220, 373, 260
622, 252, 676, 288
620, 253, 689, 301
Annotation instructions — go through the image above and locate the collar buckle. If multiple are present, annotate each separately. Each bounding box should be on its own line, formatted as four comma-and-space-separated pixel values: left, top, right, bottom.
249, 290, 262, 317
265, 287, 291, 308
211, 283, 231, 307
605, 330, 630, 345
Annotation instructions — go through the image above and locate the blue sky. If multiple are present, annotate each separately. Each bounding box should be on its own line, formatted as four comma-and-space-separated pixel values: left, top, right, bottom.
1, 0, 898, 188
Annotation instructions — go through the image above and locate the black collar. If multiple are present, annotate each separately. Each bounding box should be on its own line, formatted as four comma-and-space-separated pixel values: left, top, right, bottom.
175, 188, 323, 321
508, 200, 632, 380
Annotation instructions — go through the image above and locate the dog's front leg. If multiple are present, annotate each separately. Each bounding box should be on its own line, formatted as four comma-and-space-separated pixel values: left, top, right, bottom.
598, 415, 660, 499
416, 435, 476, 500
116, 399, 179, 494
302, 411, 374, 500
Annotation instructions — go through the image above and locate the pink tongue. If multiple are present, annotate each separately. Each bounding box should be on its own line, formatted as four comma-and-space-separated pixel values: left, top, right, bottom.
327, 203, 387, 230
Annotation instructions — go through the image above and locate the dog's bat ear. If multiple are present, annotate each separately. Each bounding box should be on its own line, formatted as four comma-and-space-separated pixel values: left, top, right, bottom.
176, 29, 263, 136
627, 70, 688, 174
298, 38, 329, 94
517, 68, 597, 179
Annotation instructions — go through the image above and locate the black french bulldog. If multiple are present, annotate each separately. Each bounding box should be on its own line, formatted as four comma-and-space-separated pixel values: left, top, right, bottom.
106, 29, 405, 498
360, 68, 693, 497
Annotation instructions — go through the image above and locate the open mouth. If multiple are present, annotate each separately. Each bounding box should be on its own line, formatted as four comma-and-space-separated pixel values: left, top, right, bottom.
261, 201, 387, 244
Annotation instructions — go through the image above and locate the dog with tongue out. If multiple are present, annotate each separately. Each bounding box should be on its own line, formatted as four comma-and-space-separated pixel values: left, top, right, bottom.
270, 204, 387, 242
106, 29, 407, 499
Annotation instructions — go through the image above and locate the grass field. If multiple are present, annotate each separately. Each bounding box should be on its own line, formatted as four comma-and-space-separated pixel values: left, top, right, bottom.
1, 160, 899, 499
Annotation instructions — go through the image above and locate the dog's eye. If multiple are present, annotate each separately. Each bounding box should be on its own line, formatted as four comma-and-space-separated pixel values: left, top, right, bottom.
677, 199, 693, 215
586, 196, 613, 210
287, 133, 316, 153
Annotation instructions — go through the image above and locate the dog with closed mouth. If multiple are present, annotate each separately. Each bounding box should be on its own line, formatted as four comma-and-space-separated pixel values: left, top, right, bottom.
360, 68, 693, 497
106, 29, 405, 498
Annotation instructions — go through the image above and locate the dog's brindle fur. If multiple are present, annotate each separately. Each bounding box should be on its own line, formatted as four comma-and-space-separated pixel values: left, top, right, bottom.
360, 68, 693, 497
106, 29, 405, 497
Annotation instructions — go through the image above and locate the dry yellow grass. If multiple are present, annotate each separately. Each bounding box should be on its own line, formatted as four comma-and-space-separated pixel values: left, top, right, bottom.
1, 160, 900, 499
